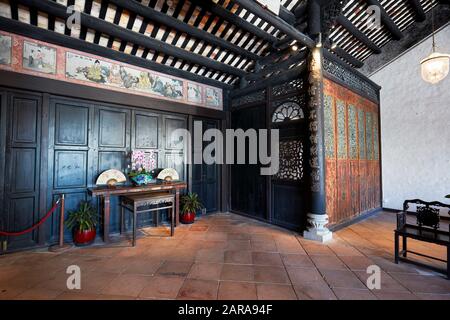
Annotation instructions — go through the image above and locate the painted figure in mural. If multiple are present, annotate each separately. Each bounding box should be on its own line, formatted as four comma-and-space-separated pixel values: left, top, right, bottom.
188, 85, 201, 101
0, 35, 11, 65
119, 66, 139, 88
108, 64, 122, 85
27, 49, 46, 69
35, 49, 44, 69
76, 59, 109, 83
137, 71, 151, 90
149, 75, 182, 99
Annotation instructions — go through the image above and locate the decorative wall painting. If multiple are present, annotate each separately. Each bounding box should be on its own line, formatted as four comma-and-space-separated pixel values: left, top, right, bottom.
0, 31, 223, 110
22, 41, 56, 74
187, 82, 203, 104
0, 34, 12, 65
205, 87, 221, 108
65, 52, 184, 100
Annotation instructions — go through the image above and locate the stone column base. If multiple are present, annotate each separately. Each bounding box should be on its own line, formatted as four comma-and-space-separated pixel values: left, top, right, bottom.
303, 213, 333, 243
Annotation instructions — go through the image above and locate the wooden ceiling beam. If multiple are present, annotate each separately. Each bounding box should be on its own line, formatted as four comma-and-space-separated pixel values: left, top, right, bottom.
407, 0, 426, 22
366, 0, 404, 40
243, 50, 307, 82
15, 0, 246, 77
336, 15, 382, 54
189, 0, 278, 45
107, 0, 260, 61
231, 62, 308, 98
0, 16, 233, 89
232, 0, 315, 48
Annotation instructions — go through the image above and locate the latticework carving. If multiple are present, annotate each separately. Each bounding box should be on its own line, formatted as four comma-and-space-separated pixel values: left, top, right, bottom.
275, 140, 304, 181
272, 102, 305, 123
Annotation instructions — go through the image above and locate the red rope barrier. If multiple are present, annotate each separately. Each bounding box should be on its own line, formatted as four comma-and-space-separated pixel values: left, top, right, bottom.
0, 200, 61, 237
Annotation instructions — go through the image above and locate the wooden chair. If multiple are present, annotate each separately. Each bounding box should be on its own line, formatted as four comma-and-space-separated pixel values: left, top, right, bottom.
120, 192, 175, 246
395, 199, 450, 279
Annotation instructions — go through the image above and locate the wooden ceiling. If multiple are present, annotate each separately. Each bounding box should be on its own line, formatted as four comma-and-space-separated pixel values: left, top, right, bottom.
0, 0, 442, 89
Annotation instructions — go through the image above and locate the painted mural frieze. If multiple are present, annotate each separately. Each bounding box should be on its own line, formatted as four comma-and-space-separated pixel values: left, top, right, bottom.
66, 52, 184, 99
187, 82, 202, 104
0, 31, 223, 110
323, 58, 378, 103
23, 41, 56, 75
275, 140, 304, 181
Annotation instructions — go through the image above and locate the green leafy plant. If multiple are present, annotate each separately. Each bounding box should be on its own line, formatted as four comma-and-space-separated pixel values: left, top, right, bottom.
181, 193, 203, 214
446, 195, 450, 199
66, 201, 98, 232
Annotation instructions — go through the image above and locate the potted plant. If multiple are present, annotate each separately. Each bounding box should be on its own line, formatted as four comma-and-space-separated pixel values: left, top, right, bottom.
66, 201, 98, 246
180, 193, 203, 224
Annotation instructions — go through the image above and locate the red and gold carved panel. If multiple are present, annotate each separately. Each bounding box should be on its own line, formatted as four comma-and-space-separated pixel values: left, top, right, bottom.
324, 78, 381, 226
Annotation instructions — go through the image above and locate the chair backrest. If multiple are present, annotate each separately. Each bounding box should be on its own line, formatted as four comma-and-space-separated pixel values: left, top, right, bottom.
403, 199, 450, 229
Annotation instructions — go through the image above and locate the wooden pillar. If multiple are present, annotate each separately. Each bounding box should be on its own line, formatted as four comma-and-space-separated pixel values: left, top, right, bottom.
303, 45, 332, 242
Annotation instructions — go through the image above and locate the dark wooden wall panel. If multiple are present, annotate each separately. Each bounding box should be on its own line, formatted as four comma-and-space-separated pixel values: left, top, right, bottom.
3, 92, 42, 250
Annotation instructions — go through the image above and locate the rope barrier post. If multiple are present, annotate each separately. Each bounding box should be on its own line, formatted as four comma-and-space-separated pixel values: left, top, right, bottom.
59, 194, 65, 247
49, 194, 72, 253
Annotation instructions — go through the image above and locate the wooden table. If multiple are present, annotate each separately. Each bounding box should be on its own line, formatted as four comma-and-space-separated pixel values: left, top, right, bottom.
88, 181, 187, 243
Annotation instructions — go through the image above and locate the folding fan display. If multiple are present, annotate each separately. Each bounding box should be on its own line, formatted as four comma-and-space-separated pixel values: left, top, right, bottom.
96, 169, 127, 187
157, 168, 179, 182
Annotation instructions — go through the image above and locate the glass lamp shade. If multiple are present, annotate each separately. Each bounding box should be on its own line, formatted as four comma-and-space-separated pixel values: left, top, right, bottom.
420, 52, 450, 84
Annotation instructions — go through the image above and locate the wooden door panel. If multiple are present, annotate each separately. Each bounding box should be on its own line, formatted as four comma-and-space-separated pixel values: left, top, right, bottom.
12, 97, 38, 144
10, 148, 36, 194
98, 109, 127, 148
135, 114, 158, 149
55, 103, 89, 146
4, 92, 41, 250
54, 150, 88, 189
7, 197, 37, 249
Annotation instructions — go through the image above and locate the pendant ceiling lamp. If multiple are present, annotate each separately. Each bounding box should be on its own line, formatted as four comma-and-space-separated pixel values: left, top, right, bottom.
420, 8, 450, 84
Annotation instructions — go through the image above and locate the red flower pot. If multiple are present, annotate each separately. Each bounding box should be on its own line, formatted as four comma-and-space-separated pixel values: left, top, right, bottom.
73, 228, 96, 246
180, 211, 195, 224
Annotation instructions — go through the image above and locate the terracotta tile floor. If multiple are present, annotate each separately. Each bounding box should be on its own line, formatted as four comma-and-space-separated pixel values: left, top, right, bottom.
0, 211, 449, 300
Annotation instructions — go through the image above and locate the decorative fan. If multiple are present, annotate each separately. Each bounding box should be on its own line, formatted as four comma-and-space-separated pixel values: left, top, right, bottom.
96, 169, 127, 187
157, 168, 179, 182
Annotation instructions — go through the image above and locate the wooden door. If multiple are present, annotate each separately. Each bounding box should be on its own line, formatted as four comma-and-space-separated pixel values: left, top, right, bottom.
191, 118, 220, 214
3, 92, 42, 250
230, 104, 267, 220
270, 96, 309, 231
47, 97, 97, 242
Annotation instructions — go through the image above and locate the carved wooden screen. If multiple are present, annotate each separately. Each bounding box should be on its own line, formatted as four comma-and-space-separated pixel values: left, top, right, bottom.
323, 78, 381, 226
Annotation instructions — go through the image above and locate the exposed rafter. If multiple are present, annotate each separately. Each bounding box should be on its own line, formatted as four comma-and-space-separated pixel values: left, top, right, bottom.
243, 50, 308, 83
0, 17, 232, 89
107, 0, 260, 61
366, 0, 404, 40
408, 0, 427, 21
336, 15, 382, 54
15, 0, 246, 77
189, 0, 278, 45
231, 0, 316, 48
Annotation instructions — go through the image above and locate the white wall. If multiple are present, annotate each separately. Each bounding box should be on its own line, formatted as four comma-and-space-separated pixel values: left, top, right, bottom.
370, 24, 450, 210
